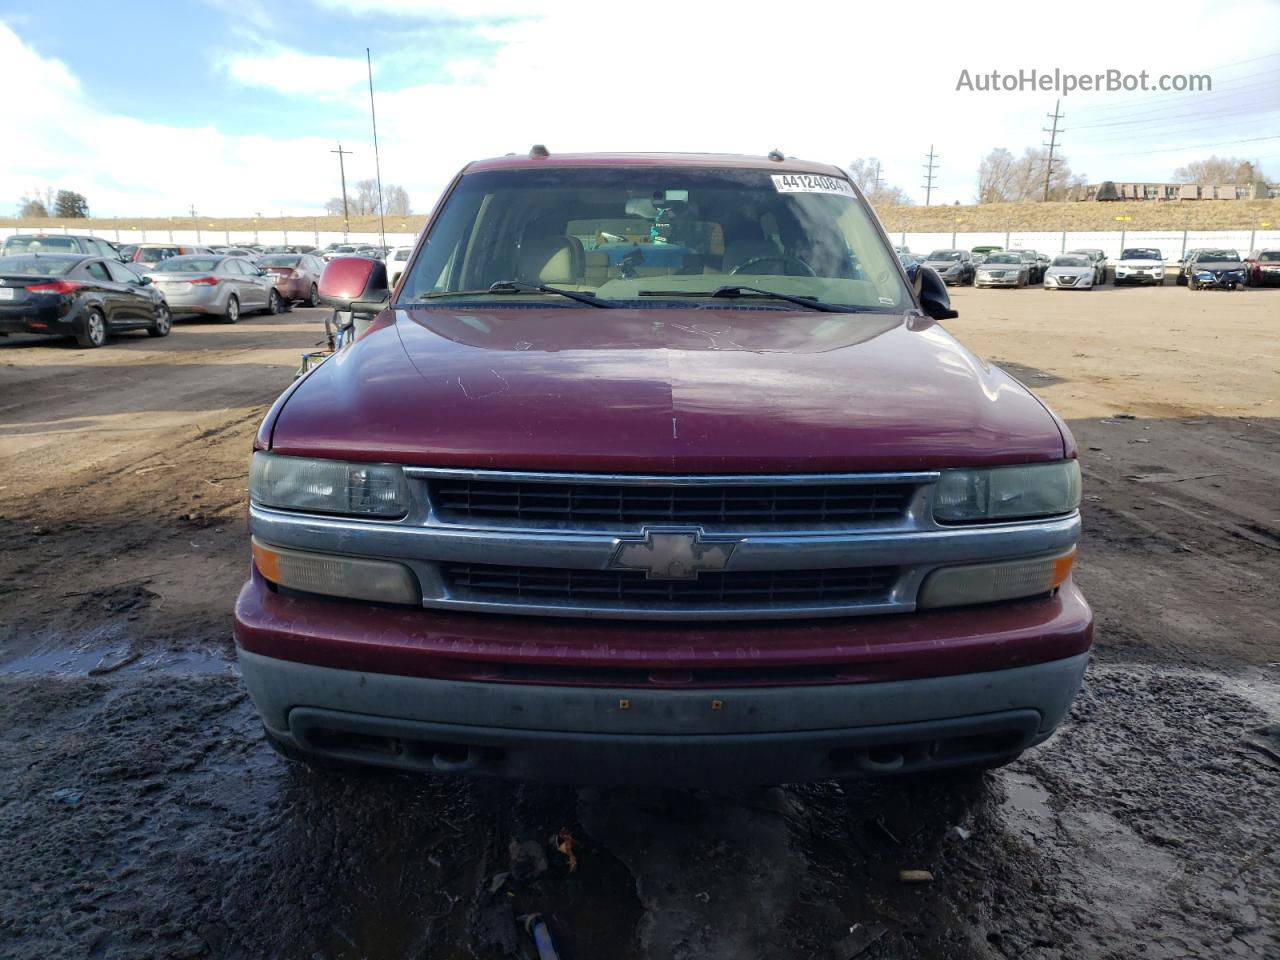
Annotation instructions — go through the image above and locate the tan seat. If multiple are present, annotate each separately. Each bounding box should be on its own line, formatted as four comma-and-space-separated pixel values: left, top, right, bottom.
517, 234, 585, 285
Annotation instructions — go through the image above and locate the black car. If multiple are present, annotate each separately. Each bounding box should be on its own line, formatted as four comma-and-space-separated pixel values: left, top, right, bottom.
1175, 249, 1209, 286
1184, 249, 1246, 290
1, 233, 125, 261
0, 254, 172, 348
1017, 250, 1045, 284
920, 249, 976, 286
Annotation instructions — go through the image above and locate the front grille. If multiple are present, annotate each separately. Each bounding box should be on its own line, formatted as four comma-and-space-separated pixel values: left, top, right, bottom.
428, 479, 915, 529
443, 563, 897, 609
1058, 276, 1078, 286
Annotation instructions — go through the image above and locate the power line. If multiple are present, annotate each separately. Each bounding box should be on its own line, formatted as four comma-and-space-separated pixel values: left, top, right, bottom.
1043, 100, 1064, 202
921, 146, 939, 205
1078, 108, 1280, 146
1071, 101, 1279, 132
1097, 134, 1280, 158
1068, 78, 1280, 126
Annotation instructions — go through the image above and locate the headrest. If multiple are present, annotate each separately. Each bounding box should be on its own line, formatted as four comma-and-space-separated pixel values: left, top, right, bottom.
518, 234, 584, 285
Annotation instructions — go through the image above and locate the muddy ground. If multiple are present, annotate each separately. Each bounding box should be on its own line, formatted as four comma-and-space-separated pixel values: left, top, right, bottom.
1, 289, 1277, 960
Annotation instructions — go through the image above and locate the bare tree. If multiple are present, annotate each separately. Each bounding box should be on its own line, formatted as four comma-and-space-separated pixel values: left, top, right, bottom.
350, 179, 380, 216
845, 158, 913, 207
1173, 156, 1270, 184
975, 147, 1081, 202
384, 184, 411, 216
323, 197, 346, 216
18, 186, 56, 218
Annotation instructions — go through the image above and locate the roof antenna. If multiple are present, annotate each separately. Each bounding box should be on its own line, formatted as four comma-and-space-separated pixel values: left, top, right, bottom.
767, 148, 786, 162
366, 48, 386, 252
529, 144, 550, 158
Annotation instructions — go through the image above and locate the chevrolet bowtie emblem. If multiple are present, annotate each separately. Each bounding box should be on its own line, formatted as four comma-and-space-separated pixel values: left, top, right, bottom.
609, 528, 737, 581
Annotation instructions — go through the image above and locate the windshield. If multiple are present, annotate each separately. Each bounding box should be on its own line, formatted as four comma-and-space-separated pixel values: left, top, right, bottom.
926, 250, 962, 261
1259, 251, 1280, 262
1201, 250, 1239, 261
1052, 256, 1089, 268
401, 166, 909, 311
2, 236, 80, 254
1122, 248, 1162, 260
137, 246, 181, 263
984, 253, 1021, 264
152, 256, 221, 273
0, 255, 77, 276
259, 255, 300, 267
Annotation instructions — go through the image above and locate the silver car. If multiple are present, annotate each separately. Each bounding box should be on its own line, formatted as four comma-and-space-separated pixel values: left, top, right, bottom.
974, 252, 1030, 288
144, 255, 284, 322
1043, 254, 1096, 290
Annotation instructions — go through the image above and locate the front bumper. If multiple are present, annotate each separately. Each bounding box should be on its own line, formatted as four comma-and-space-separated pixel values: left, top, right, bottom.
1252, 269, 1280, 286
1115, 271, 1164, 285
234, 570, 1093, 784
1044, 275, 1091, 288
976, 274, 1020, 287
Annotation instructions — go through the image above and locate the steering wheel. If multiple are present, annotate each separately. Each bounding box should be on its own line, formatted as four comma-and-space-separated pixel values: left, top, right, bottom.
730, 254, 816, 277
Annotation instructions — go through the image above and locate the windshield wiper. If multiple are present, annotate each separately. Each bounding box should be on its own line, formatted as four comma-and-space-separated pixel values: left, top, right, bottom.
638, 285, 860, 313
416, 280, 615, 308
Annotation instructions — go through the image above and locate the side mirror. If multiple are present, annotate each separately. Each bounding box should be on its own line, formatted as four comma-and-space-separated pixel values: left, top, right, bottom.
913, 265, 958, 321
139, 276, 152, 286
318, 256, 391, 312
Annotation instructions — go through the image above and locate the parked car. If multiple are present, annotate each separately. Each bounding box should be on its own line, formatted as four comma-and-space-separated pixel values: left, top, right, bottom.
257, 253, 324, 305
129, 243, 214, 268
0, 253, 171, 347
1016, 250, 1045, 284
144, 255, 284, 322
322, 244, 359, 261
1043, 254, 1096, 290
1185, 249, 1246, 290
897, 252, 919, 271
1, 233, 125, 261
975, 251, 1030, 288
235, 151, 1090, 786
1066, 249, 1107, 285
384, 245, 413, 286
1113, 248, 1166, 286
921, 248, 976, 286
970, 245, 1002, 266
1243, 249, 1280, 287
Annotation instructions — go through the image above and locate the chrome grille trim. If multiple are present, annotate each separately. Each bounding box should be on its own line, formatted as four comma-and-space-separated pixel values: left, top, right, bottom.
404, 467, 939, 535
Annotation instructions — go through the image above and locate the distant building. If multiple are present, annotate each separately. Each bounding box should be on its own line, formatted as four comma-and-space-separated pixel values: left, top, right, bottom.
1070, 181, 1276, 201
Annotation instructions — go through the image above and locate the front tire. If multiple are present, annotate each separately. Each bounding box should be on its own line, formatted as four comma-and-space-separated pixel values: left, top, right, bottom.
147, 303, 172, 338
223, 295, 240, 324
76, 308, 108, 348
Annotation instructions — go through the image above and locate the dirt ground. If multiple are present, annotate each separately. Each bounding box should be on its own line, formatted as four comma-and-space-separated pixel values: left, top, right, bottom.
0, 288, 1277, 960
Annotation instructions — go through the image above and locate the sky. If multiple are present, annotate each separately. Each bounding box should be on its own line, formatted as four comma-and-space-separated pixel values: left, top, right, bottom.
2, 0, 1278, 217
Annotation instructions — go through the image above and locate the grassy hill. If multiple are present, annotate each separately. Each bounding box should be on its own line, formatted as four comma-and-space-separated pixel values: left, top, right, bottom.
3, 199, 1277, 236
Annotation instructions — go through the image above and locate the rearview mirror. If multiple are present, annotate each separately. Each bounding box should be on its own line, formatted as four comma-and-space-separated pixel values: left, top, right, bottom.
913, 265, 958, 321
318, 257, 391, 312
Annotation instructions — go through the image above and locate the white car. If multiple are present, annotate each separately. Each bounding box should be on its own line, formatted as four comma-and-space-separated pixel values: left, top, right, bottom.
1043, 254, 1096, 290
1114, 247, 1166, 286
385, 245, 413, 287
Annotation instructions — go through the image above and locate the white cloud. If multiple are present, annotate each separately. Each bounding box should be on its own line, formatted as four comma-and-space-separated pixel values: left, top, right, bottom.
221, 46, 370, 96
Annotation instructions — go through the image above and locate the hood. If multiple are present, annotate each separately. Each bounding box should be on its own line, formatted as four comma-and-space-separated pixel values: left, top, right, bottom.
1117, 259, 1163, 268
268, 306, 1067, 472
1047, 266, 1093, 277
1194, 259, 1244, 270
925, 260, 964, 270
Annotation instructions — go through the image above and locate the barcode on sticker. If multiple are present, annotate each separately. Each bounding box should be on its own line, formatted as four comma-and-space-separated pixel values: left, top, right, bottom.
771, 174, 855, 197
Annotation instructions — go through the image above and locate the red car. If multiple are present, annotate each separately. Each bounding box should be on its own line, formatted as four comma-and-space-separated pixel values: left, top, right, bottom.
256, 252, 324, 305
1244, 249, 1280, 287
234, 150, 1091, 785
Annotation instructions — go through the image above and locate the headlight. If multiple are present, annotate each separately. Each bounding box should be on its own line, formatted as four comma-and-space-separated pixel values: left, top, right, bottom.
250, 452, 409, 518
933, 461, 1081, 523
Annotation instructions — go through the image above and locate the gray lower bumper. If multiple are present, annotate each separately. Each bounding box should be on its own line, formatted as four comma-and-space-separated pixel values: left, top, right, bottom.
238, 649, 1088, 785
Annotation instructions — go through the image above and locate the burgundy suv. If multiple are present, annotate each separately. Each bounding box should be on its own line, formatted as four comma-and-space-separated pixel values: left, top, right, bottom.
234, 151, 1090, 785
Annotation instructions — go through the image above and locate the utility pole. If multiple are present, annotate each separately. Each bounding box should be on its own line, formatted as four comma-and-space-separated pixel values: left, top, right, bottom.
922, 146, 939, 206
330, 142, 353, 236
1043, 100, 1065, 202
872, 160, 884, 194
190, 204, 199, 242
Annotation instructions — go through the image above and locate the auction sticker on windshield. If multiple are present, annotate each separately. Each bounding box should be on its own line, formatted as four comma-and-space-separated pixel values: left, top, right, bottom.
771, 174, 855, 196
